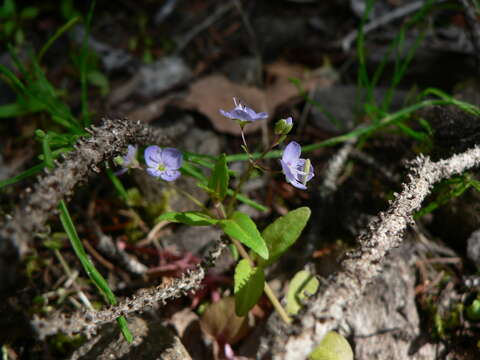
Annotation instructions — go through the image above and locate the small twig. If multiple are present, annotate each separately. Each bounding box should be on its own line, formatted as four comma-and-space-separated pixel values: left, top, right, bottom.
92, 221, 148, 275
32, 238, 227, 339
139, 220, 169, 246
460, 0, 480, 71
233, 0, 263, 87
340, 0, 428, 52
175, 2, 235, 53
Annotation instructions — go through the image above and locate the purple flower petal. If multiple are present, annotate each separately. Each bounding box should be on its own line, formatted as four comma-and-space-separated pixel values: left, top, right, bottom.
289, 178, 307, 190
145, 146, 183, 181
162, 148, 183, 170
115, 168, 128, 176
144, 145, 162, 168
124, 145, 137, 164
146, 167, 163, 177
280, 141, 313, 190
282, 141, 301, 164
219, 109, 234, 119
285, 117, 293, 126
160, 169, 181, 181
255, 112, 268, 120
219, 98, 268, 123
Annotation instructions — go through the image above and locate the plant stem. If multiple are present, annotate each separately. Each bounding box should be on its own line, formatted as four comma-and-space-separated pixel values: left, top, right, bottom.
230, 237, 292, 324
226, 135, 280, 216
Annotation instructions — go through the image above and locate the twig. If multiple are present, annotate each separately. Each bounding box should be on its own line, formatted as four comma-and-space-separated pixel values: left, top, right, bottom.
460, 0, 480, 71
92, 221, 148, 275
0, 118, 156, 294
175, 2, 235, 53
258, 145, 480, 359
32, 238, 227, 339
340, 0, 427, 52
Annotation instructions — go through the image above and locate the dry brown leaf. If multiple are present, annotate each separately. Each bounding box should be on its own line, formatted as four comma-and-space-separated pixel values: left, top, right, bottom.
184, 75, 267, 135
127, 61, 334, 135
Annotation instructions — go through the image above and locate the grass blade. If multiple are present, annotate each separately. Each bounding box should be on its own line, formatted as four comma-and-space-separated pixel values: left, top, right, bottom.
38, 16, 80, 63
0, 163, 44, 189
105, 167, 129, 202
58, 200, 133, 342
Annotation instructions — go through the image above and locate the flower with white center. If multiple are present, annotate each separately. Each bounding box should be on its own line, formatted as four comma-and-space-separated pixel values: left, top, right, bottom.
144, 145, 183, 181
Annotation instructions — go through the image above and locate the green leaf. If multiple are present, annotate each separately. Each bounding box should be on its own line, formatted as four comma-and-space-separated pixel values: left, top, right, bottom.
286, 270, 319, 315
234, 259, 265, 316
208, 153, 229, 201
309, 331, 354, 360
219, 212, 268, 259
156, 211, 218, 226
0, 0, 15, 19
20, 6, 39, 19
257, 207, 310, 267
466, 299, 480, 321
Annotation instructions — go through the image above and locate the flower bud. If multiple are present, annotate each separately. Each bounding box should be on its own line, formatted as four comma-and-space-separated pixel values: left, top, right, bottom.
274, 117, 293, 135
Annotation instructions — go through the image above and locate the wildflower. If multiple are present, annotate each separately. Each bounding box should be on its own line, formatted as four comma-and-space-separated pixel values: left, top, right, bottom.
219, 98, 268, 126
115, 144, 139, 175
144, 145, 183, 181
280, 141, 314, 190
274, 116, 293, 135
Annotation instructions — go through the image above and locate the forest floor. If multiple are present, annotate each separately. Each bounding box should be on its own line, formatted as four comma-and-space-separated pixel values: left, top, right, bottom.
1, 0, 480, 359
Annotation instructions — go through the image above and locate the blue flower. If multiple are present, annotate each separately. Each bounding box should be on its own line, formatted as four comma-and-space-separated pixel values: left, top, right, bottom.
116, 144, 139, 175
280, 141, 314, 190
144, 145, 183, 181
219, 98, 268, 124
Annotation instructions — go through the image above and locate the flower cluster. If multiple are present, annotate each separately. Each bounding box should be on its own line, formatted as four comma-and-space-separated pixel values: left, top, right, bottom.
118, 98, 314, 190
117, 145, 183, 182
219, 98, 314, 190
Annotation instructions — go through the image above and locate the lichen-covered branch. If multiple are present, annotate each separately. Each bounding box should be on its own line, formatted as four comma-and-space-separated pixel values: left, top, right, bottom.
259, 146, 480, 359
0, 118, 158, 294
32, 238, 226, 339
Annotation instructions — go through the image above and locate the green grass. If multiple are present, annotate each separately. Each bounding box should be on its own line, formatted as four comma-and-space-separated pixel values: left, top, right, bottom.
58, 200, 133, 343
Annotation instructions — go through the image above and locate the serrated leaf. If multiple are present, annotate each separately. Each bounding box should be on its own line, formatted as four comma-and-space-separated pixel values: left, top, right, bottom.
286, 270, 319, 315
219, 212, 268, 259
234, 259, 265, 316
156, 211, 218, 226
257, 207, 310, 267
309, 331, 353, 360
208, 153, 229, 201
